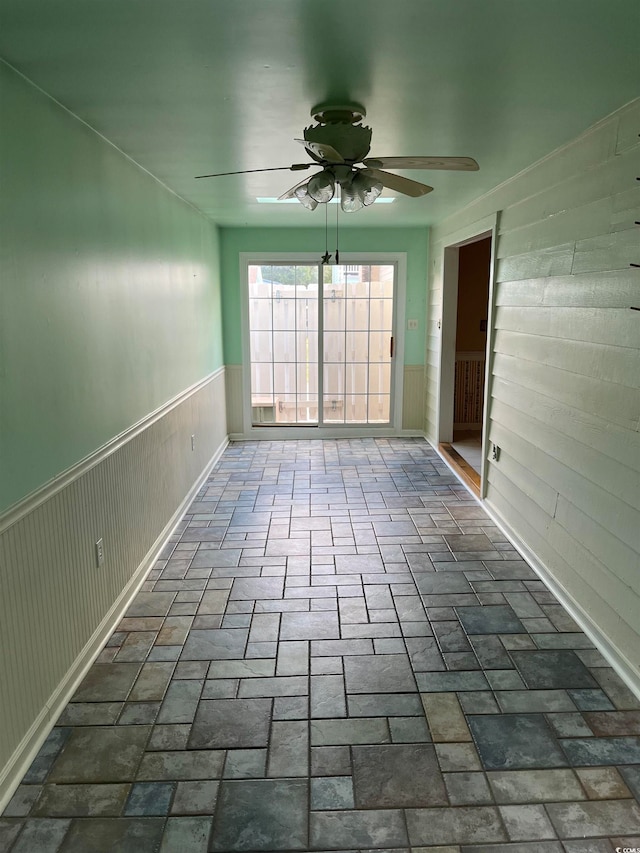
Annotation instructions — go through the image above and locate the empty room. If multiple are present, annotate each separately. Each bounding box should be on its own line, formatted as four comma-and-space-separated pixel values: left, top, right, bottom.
1, 1, 639, 850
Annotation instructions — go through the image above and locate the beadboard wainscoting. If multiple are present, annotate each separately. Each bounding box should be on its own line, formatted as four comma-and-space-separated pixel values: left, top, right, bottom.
226, 362, 425, 437
225, 363, 245, 437
426, 99, 640, 694
402, 365, 426, 431
0, 369, 228, 809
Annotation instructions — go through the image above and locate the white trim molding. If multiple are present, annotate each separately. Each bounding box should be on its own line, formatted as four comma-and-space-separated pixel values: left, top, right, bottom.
430, 436, 640, 701
484, 499, 640, 701
0, 368, 225, 535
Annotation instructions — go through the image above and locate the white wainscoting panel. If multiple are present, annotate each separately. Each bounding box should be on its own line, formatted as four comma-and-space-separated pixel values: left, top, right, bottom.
225, 364, 245, 437
402, 365, 426, 431
0, 369, 228, 808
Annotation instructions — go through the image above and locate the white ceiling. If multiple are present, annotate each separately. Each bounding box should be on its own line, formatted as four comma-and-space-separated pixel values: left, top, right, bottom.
1, 0, 638, 227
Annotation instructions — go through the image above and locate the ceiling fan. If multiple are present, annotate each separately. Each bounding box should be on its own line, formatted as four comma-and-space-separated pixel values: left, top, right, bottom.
195, 102, 479, 212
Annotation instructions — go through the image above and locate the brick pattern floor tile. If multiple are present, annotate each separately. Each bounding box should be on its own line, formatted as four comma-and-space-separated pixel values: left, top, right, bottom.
2, 438, 640, 851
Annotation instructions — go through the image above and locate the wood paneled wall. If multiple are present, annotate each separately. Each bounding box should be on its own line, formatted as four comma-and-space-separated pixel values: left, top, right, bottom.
426, 100, 640, 688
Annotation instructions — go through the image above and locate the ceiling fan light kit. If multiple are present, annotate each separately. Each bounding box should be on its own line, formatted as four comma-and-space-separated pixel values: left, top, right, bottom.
339, 182, 363, 213
195, 101, 479, 213
351, 171, 383, 206
293, 184, 318, 210
307, 170, 335, 203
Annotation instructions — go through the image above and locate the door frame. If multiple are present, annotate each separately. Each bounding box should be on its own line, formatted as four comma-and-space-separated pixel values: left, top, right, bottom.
437, 214, 499, 497
239, 252, 407, 438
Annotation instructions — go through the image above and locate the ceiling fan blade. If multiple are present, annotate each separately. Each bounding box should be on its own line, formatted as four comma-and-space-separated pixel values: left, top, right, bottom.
363, 156, 479, 171
295, 138, 345, 164
195, 164, 311, 179
362, 168, 433, 197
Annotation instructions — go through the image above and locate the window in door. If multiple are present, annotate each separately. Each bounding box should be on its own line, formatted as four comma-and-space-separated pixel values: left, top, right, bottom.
248, 264, 319, 425
247, 262, 395, 427
322, 263, 393, 424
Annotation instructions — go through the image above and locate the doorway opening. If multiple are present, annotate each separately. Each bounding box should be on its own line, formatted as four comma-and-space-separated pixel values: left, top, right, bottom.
439, 234, 493, 496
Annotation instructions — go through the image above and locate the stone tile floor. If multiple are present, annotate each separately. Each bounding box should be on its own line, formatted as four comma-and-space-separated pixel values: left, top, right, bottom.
2, 438, 640, 852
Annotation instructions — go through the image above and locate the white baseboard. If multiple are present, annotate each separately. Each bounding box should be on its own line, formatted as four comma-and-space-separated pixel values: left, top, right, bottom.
428, 435, 640, 701
228, 428, 425, 441
483, 499, 640, 701
0, 436, 228, 814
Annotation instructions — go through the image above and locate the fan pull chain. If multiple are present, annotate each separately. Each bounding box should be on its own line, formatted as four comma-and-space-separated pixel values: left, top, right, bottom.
629, 159, 639, 309
335, 187, 340, 265
321, 199, 331, 265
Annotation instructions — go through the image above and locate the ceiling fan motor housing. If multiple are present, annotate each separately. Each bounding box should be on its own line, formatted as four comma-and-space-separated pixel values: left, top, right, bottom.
310, 103, 367, 124
304, 102, 372, 164
304, 123, 372, 164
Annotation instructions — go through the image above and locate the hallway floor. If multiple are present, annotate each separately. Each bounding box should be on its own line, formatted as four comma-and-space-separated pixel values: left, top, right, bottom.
2, 438, 640, 852
451, 432, 483, 475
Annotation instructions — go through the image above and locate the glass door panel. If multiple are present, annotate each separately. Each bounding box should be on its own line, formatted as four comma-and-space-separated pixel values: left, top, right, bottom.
249, 265, 319, 425
322, 264, 394, 425
248, 262, 395, 428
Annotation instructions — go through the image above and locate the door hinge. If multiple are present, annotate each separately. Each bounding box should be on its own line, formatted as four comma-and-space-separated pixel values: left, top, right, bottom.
390, 336, 395, 358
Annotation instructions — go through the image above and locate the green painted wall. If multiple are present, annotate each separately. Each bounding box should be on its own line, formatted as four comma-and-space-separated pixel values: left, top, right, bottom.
220, 227, 429, 367
0, 63, 223, 513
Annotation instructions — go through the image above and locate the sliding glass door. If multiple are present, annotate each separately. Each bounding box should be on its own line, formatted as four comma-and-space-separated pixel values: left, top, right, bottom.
248, 264, 319, 424
322, 264, 393, 424
248, 262, 395, 427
